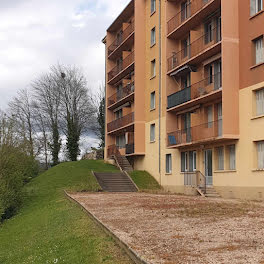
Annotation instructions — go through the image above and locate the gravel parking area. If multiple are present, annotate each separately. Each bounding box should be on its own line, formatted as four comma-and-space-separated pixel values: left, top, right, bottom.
69, 192, 264, 264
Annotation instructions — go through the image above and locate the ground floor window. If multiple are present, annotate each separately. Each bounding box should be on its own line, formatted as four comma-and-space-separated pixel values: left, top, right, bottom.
166, 154, 172, 174
257, 141, 264, 169
116, 134, 126, 149
217, 147, 224, 170
229, 145, 236, 170
181, 151, 197, 172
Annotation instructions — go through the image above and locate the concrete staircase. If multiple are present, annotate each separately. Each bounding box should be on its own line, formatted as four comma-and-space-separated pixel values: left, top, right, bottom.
200, 186, 221, 198
115, 155, 133, 172
93, 172, 138, 192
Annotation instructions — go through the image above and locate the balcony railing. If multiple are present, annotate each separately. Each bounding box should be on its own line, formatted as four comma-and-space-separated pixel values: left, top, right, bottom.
168, 120, 222, 146
167, 0, 212, 35
108, 81, 135, 107
108, 51, 134, 82
126, 144, 135, 155
107, 144, 121, 157
167, 26, 221, 72
167, 72, 222, 109
107, 112, 134, 132
108, 22, 135, 57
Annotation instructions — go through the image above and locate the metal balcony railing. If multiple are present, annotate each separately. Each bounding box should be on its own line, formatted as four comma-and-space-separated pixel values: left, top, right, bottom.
167, 0, 212, 35
108, 51, 134, 82
107, 112, 134, 132
167, 119, 222, 146
125, 144, 135, 155
167, 72, 222, 109
107, 144, 121, 157
108, 81, 135, 107
108, 22, 135, 56
167, 26, 221, 72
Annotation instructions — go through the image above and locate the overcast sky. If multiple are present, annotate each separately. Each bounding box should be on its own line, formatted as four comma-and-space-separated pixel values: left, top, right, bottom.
0, 0, 130, 110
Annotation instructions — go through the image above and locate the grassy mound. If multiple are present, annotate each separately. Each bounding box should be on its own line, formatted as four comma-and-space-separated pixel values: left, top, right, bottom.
0, 160, 132, 264
129, 170, 161, 191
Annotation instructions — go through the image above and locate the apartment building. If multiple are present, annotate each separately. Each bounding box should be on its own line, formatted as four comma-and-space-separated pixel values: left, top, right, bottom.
103, 0, 264, 199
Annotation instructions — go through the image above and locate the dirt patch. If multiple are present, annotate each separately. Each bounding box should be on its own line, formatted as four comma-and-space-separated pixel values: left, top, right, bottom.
69, 192, 264, 264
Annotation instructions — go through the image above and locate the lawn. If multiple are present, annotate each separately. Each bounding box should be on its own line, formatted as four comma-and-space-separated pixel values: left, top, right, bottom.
129, 170, 161, 191
0, 160, 132, 264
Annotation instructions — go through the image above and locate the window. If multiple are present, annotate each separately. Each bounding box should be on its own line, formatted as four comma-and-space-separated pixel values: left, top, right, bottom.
151, 0, 156, 14
229, 145, 236, 170
151, 59, 156, 78
257, 141, 264, 169
207, 106, 213, 128
256, 88, 264, 116
150, 91, 156, 110
150, 123, 155, 142
166, 154, 172, 174
254, 36, 264, 65
151, 27, 156, 46
181, 73, 190, 89
181, 0, 190, 22
116, 134, 126, 149
204, 20, 213, 44
217, 147, 224, 170
115, 109, 123, 119
182, 35, 190, 58
181, 151, 196, 172
250, 0, 263, 16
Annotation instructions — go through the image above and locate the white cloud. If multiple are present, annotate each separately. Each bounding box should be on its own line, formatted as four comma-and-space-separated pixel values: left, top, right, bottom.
0, 0, 130, 110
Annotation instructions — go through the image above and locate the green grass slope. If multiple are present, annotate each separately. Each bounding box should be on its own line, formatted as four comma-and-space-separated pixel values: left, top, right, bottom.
0, 160, 132, 264
129, 170, 161, 191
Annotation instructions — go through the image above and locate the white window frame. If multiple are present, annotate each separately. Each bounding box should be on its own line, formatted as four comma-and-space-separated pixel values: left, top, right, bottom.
151, 0, 156, 14
150, 123, 155, 142
256, 88, 264, 116
166, 154, 172, 174
151, 27, 156, 46
257, 141, 264, 169
229, 145, 236, 170
150, 91, 156, 110
255, 36, 264, 65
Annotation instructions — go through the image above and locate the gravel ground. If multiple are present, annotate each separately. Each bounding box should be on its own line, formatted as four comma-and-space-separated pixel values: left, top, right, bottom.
69, 192, 264, 264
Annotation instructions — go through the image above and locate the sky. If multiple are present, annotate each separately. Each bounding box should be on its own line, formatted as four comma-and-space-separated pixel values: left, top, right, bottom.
0, 0, 130, 109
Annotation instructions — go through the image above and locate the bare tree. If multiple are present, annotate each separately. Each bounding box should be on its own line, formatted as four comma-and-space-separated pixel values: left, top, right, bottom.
51, 64, 96, 161
8, 89, 35, 157
32, 72, 61, 165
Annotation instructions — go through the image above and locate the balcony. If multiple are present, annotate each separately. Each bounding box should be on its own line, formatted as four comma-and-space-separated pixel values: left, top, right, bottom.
108, 51, 134, 85
167, 0, 220, 39
108, 81, 135, 110
167, 26, 221, 74
107, 143, 135, 157
167, 72, 222, 111
107, 112, 134, 133
108, 22, 134, 59
167, 120, 222, 147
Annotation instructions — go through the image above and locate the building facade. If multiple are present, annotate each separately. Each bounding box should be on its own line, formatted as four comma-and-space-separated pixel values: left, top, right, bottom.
103, 0, 264, 199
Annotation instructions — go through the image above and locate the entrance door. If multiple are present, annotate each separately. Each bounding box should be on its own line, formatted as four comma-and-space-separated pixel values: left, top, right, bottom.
204, 149, 213, 185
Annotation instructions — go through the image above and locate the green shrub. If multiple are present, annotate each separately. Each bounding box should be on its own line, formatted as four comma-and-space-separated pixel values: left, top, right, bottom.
0, 145, 39, 221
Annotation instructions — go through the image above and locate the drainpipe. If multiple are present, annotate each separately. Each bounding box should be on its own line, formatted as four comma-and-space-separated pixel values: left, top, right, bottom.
158, 0, 162, 185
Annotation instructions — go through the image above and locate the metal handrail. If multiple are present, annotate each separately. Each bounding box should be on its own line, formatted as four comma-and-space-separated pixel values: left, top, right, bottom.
184, 170, 206, 194
168, 119, 222, 146
167, 25, 221, 72
167, 0, 213, 35
167, 72, 222, 109
108, 22, 135, 56
107, 112, 134, 132
108, 51, 135, 81
108, 81, 135, 107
